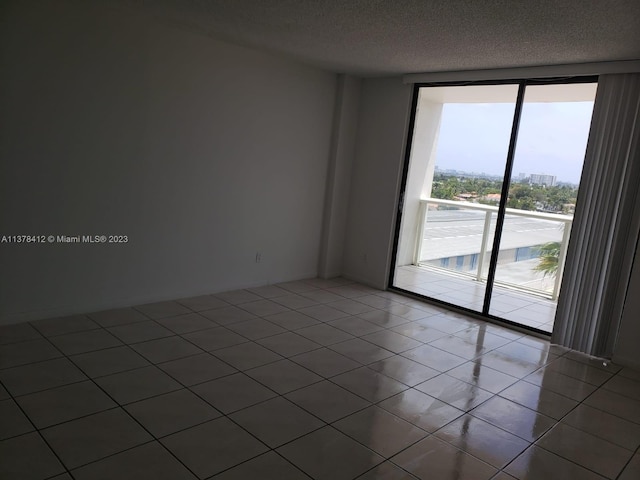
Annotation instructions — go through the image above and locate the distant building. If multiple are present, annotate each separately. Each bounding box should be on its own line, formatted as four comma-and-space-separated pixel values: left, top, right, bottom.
529, 174, 557, 187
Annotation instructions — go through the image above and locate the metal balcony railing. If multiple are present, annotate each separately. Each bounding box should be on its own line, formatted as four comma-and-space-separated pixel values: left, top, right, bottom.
415, 198, 573, 300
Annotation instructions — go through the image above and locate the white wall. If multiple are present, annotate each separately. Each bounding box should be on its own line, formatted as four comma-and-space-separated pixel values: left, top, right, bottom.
318, 75, 361, 278
0, 1, 336, 323
342, 77, 413, 289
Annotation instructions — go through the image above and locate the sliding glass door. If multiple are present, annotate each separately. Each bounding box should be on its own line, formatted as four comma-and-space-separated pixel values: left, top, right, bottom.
488, 83, 596, 329
390, 79, 596, 334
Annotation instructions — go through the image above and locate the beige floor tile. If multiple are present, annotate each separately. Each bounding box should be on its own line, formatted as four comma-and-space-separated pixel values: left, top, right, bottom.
523, 368, 597, 401
447, 361, 519, 394
277, 427, 384, 480
618, 454, 640, 480
498, 381, 578, 419
535, 423, 633, 479
333, 406, 427, 457
415, 374, 493, 411
471, 396, 555, 442
602, 374, 640, 401
584, 388, 640, 424
562, 403, 640, 451
379, 388, 463, 433
505, 445, 607, 480
392, 436, 497, 480
435, 414, 529, 468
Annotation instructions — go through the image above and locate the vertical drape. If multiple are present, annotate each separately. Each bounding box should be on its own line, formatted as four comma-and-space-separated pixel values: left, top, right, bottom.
552, 73, 640, 357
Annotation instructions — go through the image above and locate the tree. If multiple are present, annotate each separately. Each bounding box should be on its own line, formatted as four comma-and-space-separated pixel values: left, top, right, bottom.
533, 242, 560, 277
429, 174, 579, 213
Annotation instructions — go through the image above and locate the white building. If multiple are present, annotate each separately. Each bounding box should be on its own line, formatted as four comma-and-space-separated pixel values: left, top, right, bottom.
529, 173, 557, 186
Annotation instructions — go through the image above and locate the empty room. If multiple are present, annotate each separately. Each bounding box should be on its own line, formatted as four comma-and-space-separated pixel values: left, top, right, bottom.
1, 1, 640, 479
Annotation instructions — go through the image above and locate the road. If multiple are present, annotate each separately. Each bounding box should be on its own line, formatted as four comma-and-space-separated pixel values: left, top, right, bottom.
420, 209, 565, 260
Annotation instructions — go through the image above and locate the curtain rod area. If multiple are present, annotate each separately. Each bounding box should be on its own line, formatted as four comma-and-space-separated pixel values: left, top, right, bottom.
403, 60, 640, 84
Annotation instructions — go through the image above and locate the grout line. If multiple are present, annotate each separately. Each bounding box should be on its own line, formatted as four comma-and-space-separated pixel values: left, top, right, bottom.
7, 323, 203, 478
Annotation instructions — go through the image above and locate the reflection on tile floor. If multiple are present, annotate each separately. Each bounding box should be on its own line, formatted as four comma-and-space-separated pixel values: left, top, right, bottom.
395, 265, 557, 333
1, 277, 639, 479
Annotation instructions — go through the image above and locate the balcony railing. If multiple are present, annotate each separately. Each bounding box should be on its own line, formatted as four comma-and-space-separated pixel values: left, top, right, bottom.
415, 198, 573, 300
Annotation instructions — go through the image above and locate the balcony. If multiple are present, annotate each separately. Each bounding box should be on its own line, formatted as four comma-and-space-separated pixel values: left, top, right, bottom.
396, 198, 572, 333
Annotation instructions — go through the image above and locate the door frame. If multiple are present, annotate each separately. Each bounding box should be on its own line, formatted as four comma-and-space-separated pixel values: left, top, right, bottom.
387, 76, 599, 335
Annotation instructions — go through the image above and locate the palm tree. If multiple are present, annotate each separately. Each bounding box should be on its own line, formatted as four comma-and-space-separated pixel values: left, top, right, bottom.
534, 241, 560, 278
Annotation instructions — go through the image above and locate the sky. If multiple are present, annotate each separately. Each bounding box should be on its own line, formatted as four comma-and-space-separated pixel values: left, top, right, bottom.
433, 101, 595, 184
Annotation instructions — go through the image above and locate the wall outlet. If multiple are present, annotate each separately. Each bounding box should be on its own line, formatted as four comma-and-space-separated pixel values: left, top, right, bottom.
255, 252, 261, 263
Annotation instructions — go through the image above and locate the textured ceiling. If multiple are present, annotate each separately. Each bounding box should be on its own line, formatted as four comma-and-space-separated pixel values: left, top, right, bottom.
111, 0, 640, 76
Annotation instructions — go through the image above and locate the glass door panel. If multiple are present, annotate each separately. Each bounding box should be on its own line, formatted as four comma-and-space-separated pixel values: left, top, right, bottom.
488, 83, 597, 331
392, 84, 518, 313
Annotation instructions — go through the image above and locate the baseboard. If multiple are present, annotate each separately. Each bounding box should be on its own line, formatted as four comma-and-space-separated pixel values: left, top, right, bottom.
0, 270, 320, 325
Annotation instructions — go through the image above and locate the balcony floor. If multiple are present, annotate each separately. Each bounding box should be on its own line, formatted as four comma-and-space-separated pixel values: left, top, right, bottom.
394, 265, 556, 333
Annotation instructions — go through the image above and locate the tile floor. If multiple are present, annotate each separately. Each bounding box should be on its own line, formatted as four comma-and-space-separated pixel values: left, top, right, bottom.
395, 265, 557, 332
1, 277, 639, 480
